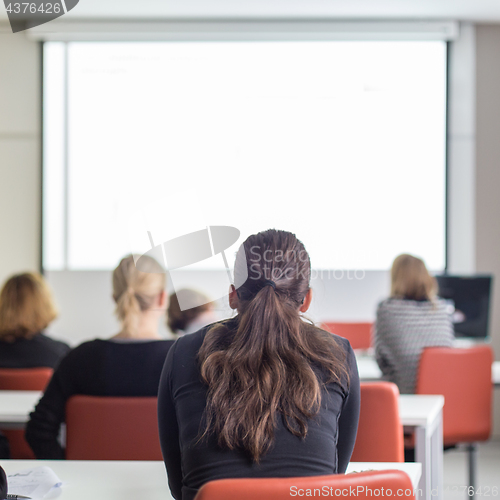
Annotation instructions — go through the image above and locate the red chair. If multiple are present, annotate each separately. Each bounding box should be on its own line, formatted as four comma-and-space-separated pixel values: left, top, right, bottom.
416, 346, 493, 494
0, 367, 53, 459
0, 367, 53, 391
350, 382, 404, 462
65, 395, 162, 460
194, 470, 415, 500
322, 322, 372, 350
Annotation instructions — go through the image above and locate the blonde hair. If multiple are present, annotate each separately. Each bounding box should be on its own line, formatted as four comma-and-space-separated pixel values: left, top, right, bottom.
112, 255, 166, 337
167, 289, 212, 334
0, 272, 58, 341
390, 254, 437, 301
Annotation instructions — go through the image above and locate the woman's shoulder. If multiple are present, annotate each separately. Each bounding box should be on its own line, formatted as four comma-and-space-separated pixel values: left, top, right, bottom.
377, 297, 445, 312
36, 333, 71, 351
93, 337, 175, 354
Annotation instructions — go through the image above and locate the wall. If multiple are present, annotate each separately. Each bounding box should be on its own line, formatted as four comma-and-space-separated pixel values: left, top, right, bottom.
0, 25, 41, 285
475, 24, 500, 437
45, 269, 390, 346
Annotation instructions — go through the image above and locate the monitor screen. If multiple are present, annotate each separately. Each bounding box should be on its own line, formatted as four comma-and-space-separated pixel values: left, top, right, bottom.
436, 275, 493, 339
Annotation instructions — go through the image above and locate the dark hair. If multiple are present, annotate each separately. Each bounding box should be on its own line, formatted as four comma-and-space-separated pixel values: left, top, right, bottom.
167, 289, 212, 334
198, 229, 349, 462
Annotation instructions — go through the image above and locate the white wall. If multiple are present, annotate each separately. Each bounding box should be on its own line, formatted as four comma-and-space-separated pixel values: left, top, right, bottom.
45, 269, 390, 346
0, 26, 41, 286
475, 23, 500, 438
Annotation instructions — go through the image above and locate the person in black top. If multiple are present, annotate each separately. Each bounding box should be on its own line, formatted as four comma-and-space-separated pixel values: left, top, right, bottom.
25, 254, 174, 459
0, 272, 70, 369
158, 229, 360, 500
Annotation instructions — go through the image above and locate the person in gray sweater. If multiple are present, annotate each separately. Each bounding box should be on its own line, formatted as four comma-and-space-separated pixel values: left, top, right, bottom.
373, 254, 454, 394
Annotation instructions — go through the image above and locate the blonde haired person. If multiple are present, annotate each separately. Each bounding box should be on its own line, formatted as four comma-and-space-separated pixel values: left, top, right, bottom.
0, 273, 70, 369
373, 254, 454, 395
167, 289, 216, 336
26, 255, 173, 459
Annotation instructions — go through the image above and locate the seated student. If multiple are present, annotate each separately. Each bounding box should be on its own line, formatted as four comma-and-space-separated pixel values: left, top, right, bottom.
0, 272, 70, 369
373, 253, 454, 395
25, 254, 173, 459
167, 289, 216, 336
158, 229, 360, 500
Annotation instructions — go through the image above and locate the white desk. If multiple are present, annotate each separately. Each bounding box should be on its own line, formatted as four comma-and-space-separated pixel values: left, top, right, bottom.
399, 395, 444, 500
355, 357, 445, 500
0, 388, 436, 499
492, 361, 500, 386
0, 391, 41, 428
0, 460, 421, 500
355, 356, 383, 380
346, 462, 421, 488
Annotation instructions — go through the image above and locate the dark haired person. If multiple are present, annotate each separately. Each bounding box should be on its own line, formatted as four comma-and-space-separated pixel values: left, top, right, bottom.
373, 253, 454, 395
167, 289, 216, 336
158, 229, 360, 500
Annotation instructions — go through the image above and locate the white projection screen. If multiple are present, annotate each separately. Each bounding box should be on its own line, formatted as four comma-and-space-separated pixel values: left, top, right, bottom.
43, 40, 447, 274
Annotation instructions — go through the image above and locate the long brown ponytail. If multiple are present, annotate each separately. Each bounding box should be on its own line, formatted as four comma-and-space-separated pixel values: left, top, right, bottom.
198, 229, 349, 462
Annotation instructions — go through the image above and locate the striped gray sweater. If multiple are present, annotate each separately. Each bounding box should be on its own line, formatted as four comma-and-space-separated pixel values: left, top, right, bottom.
373, 298, 454, 394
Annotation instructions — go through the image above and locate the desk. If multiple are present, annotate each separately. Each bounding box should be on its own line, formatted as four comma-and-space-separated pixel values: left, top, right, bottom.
399, 395, 444, 500
492, 361, 500, 386
0, 460, 422, 500
355, 357, 445, 500
0, 388, 435, 499
0, 391, 41, 428
346, 462, 421, 488
355, 356, 383, 380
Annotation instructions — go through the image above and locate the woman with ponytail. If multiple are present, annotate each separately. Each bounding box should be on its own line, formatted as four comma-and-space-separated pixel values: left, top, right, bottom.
26, 255, 173, 459
158, 229, 360, 500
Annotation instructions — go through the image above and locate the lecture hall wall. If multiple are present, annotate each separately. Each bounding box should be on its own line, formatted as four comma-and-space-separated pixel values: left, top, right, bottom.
1, 22, 500, 436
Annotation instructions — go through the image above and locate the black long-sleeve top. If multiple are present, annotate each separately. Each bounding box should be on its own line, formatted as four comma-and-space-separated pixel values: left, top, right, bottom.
25, 338, 174, 459
0, 333, 70, 369
158, 319, 360, 500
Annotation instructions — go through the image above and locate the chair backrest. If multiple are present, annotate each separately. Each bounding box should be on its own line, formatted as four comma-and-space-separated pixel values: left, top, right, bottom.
0, 367, 53, 391
65, 395, 162, 460
0, 368, 54, 458
416, 345, 493, 445
322, 322, 372, 350
350, 382, 404, 462
194, 470, 414, 500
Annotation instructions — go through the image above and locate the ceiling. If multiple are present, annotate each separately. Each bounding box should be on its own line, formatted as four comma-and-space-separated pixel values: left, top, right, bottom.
3, 0, 500, 23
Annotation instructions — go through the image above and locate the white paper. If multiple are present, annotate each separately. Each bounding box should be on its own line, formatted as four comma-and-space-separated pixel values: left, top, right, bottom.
8, 466, 62, 500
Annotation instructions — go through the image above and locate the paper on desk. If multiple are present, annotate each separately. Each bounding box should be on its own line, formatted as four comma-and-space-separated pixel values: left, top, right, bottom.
8, 466, 62, 500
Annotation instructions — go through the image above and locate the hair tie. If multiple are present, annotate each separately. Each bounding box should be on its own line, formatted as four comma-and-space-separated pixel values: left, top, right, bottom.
127, 286, 135, 296
263, 280, 276, 290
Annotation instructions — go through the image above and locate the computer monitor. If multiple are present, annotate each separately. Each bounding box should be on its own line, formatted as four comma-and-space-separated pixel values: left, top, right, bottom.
435, 275, 493, 339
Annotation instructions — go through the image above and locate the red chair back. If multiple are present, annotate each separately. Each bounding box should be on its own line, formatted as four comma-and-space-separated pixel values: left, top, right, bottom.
322, 322, 372, 350
65, 395, 162, 460
350, 382, 404, 462
0, 367, 53, 459
416, 346, 493, 445
0, 367, 53, 391
194, 470, 414, 500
